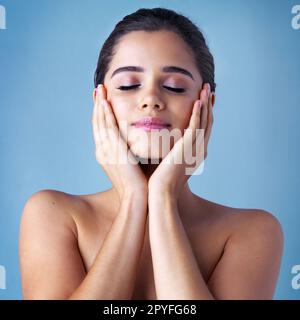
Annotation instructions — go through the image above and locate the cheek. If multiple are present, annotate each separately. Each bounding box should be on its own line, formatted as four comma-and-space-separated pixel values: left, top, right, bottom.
172, 108, 192, 132
106, 86, 130, 118
109, 100, 133, 140
110, 99, 131, 123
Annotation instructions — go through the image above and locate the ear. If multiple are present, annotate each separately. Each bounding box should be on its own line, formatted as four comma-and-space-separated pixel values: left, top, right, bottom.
198, 84, 216, 108
211, 92, 216, 108
93, 88, 97, 103
93, 84, 108, 103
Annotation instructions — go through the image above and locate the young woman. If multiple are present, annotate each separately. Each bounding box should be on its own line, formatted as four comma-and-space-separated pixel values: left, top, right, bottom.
19, 7, 283, 300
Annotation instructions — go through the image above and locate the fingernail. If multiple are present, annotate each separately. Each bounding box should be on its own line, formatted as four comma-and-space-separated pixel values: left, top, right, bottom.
197, 100, 202, 110
206, 84, 210, 96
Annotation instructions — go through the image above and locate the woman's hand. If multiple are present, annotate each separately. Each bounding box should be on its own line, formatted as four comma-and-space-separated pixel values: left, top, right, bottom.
92, 84, 148, 200
148, 83, 214, 197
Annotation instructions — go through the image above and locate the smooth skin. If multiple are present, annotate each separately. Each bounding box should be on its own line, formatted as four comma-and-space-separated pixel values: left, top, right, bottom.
19, 30, 284, 300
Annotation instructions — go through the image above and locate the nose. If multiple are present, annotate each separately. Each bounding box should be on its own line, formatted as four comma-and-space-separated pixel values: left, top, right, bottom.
138, 90, 166, 111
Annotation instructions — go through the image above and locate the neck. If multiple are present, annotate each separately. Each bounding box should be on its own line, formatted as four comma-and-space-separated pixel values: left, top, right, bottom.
138, 158, 194, 208
109, 158, 195, 211
138, 159, 159, 181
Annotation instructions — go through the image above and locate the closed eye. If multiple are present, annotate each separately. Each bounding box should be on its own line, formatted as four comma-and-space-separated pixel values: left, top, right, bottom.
117, 85, 185, 93
118, 85, 140, 91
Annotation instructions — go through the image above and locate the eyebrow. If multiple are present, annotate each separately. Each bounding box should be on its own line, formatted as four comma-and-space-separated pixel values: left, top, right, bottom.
110, 65, 195, 80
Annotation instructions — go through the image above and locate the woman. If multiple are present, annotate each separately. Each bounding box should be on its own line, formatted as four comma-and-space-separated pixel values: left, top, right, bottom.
19, 7, 283, 300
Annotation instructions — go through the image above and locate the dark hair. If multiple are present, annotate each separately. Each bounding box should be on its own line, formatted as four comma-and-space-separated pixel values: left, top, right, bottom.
94, 7, 216, 92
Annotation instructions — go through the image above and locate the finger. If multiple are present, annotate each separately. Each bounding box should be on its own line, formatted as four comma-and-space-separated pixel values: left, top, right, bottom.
180, 100, 200, 157
200, 84, 209, 129
204, 93, 214, 155
92, 89, 101, 144
190, 100, 202, 127
178, 99, 201, 167
192, 100, 206, 164
102, 99, 118, 129
102, 99, 120, 152
199, 100, 207, 130
96, 84, 106, 127
96, 84, 108, 141
100, 84, 118, 129
190, 84, 208, 163
205, 84, 211, 129
100, 85, 122, 153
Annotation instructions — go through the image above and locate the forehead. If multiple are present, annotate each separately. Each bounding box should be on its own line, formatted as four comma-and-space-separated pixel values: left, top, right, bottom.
108, 30, 199, 78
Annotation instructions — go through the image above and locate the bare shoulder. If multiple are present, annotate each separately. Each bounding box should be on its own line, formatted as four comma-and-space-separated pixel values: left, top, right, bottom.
198, 198, 284, 299
20, 189, 89, 236
223, 205, 283, 241
196, 196, 283, 241
19, 189, 89, 299
225, 206, 284, 261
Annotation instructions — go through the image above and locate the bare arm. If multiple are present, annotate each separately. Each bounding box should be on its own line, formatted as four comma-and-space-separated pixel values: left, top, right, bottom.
20, 84, 149, 299
69, 191, 147, 299
148, 191, 283, 300
20, 189, 147, 299
147, 85, 216, 299
207, 210, 284, 299
148, 190, 214, 300
146, 83, 283, 299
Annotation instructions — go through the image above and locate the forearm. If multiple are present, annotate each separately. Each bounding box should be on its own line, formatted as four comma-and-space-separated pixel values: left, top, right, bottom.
148, 190, 214, 300
69, 192, 147, 300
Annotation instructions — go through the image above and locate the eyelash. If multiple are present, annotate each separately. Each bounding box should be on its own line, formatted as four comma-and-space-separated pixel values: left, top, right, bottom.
117, 85, 185, 93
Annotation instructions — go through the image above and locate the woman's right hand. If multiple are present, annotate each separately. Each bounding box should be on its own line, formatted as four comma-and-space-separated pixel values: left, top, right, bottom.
92, 84, 148, 201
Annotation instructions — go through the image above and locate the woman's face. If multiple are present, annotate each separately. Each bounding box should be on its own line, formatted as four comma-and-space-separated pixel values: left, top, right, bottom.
101, 30, 204, 160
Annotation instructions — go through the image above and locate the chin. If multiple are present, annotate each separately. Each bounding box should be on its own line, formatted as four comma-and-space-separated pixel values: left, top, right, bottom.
129, 144, 167, 164
125, 127, 183, 163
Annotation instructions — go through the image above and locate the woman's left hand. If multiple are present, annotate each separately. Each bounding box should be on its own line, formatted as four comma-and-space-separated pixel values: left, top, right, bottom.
148, 83, 214, 197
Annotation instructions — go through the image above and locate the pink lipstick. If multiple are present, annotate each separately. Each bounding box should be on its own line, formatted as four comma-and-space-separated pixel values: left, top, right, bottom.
132, 117, 171, 131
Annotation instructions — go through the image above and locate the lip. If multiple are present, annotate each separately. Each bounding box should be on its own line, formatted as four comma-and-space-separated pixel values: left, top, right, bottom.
132, 117, 171, 131
133, 124, 170, 131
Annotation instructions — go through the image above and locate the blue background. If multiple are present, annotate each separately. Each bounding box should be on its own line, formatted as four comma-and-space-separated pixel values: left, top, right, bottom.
0, 0, 299, 299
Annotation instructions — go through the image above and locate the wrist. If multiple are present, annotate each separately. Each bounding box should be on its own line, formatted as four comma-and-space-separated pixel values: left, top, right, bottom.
148, 187, 176, 205
148, 188, 178, 219
148, 181, 175, 198
121, 187, 148, 204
